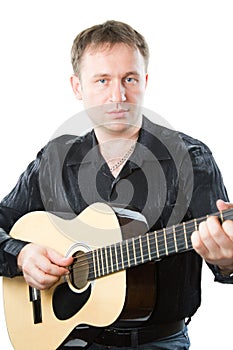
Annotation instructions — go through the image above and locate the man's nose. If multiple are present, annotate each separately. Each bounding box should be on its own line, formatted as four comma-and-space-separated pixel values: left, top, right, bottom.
110, 81, 126, 102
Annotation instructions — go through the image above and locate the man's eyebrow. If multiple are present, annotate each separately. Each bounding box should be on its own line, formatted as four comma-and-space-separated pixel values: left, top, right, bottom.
124, 71, 140, 76
92, 71, 140, 78
92, 73, 111, 78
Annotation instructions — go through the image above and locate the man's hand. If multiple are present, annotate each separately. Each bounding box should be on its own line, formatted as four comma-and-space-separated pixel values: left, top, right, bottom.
17, 243, 73, 290
191, 199, 233, 275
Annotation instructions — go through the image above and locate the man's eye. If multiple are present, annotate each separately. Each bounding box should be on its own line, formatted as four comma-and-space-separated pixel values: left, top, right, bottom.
99, 79, 106, 84
125, 77, 136, 83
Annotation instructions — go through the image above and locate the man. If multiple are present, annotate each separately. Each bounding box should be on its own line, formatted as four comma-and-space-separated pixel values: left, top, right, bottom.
0, 20, 233, 350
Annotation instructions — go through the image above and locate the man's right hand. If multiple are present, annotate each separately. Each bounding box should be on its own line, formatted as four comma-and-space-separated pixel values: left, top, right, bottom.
17, 243, 73, 290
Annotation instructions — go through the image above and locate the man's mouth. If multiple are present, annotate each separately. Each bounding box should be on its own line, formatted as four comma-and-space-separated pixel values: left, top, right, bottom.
106, 108, 129, 118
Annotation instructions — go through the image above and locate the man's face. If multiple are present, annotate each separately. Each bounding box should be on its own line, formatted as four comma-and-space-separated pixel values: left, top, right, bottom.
71, 43, 148, 135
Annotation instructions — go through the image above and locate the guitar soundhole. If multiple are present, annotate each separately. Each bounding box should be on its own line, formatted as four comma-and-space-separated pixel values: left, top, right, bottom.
69, 250, 89, 290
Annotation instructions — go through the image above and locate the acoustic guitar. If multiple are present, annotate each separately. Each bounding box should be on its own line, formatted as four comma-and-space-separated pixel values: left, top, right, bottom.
3, 202, 231, 349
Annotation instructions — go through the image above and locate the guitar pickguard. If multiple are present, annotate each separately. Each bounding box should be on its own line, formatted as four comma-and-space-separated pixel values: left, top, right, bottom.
53, 282, 92, 320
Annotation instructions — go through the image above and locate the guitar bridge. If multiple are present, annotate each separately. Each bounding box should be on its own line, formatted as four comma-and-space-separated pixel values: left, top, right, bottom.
29, 287, 42, 324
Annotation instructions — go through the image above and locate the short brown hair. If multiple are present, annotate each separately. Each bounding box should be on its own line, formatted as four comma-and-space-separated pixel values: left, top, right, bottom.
71, 20, 149, 76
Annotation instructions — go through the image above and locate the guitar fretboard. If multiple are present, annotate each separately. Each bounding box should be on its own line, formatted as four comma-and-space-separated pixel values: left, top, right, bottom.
79, 208, 233, 281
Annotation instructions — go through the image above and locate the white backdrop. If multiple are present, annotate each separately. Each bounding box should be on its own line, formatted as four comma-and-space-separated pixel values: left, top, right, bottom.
0, 1, 232, 349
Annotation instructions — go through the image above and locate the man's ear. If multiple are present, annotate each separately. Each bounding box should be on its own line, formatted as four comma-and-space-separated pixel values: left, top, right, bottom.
70, 74, 82, 100
145, 73, 149, 89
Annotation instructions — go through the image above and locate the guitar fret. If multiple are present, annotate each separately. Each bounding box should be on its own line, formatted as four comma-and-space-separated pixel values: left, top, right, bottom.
86, 252, 92, 281
146, 233, 151, 260
114, 244, 119, 271
139, 236, 144, 263
154, 231, 159, 259
115, 243, 123, 270
129, 239, 136, 266
173, 225, 178, 253
220, 210, 224, 223
164, 226, 177, 255
185, 222, 194, 249
100, 248, 104, 276
122, 240, 131, 269
114, 245, 118, 270
109, 246, 115, 273
126, 240, 131, 267
133, 237, 143, 265
194, 218, 198, 231
163, 228, 168, 255
108, 246, 114, 273
126, 240, 133, 267
109, 245, 113, 272
183, 222, 188, 249
105, 247, 109, 275
96, 249, 100, 278
132, 238, 137, 265
88, 252, 96, 280
106, 246, 112, 273
92, 250, 97, 279
147, 233, 157, 260
120, 243, 124, 269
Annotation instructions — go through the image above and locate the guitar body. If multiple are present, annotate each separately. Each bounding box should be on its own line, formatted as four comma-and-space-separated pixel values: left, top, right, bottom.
3, 199, 232, 349
4, 200, 229, 349
3, 203, 126, 350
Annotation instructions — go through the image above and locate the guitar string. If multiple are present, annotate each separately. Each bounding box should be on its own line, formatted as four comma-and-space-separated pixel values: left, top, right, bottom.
69, 243, 187, 282
68, 209, 233, 270
70, 226, 220, 279
70, 208, 233, 267
67, 237, 208, 277
68, 221, 229, 274
68, 233, 217, 279
69, 226, 192, 269
68, 210, 233, 275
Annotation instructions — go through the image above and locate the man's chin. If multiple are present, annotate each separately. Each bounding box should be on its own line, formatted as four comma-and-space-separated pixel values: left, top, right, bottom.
103, 122, 133, 133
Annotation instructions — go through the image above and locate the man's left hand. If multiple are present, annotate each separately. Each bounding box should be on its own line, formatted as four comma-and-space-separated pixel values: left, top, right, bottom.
191, 199, 233, 275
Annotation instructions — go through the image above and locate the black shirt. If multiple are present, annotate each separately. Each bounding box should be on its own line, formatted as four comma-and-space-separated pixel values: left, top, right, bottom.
0, 116, 232, 324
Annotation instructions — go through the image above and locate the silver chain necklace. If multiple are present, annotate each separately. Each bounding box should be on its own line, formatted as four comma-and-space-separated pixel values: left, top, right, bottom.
109, 143, 135, 172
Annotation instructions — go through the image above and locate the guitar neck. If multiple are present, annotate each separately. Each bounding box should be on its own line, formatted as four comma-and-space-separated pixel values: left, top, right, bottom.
87, 208, 233, 280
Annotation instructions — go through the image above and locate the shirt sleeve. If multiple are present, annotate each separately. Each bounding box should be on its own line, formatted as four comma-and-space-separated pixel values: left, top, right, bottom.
181, 135, 232, 284
208, 263, 233, 284
0, 150, 44, 277
0, 227, 28, 277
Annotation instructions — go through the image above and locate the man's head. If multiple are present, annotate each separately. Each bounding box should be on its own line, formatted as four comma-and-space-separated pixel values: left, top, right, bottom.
71, 20, 149, 77
70, 20, 149, 138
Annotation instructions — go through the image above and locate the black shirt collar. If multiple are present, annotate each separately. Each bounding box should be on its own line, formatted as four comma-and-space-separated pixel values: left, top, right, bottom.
65, 116, 172, 167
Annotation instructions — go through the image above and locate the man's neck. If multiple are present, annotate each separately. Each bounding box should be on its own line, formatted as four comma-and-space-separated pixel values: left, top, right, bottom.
94, 126, 140, 143
94, 126, 140, 178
